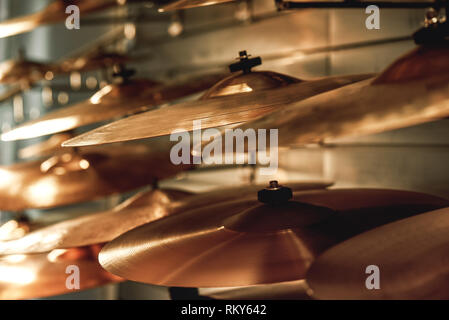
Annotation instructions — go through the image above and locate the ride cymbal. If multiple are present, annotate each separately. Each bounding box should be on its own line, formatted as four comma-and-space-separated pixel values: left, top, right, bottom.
61, 51, 372, 147
231, 44, 449, 147
0, 181, 330, 255
306, 206, 449, 300
0, 244, 121, 300
0, 143, 192, 211
99, 184, 448, 287
2, 73, 226, 141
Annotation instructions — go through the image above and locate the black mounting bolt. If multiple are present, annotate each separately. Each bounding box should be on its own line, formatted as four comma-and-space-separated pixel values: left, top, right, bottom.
112, 64, 136, 80
258, 180, 293, 205
228, 50, 262, 74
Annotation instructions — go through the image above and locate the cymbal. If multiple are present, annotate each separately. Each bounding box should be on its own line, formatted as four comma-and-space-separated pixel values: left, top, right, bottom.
199, 280, 312, 300
61, 73, 372, 147
18, 133, 74, 159
0, 181, 330, 255
0, 0, 119, 39
99, 186, 449, 287
55, 52, 130, 74
159, 0, 236, 12
0, 143, 193, 211
306, 206, 449, 300
2, 73, 227, 141
0, 59, 52, 84
0, 244, 122, 300
232, 44, 449, 147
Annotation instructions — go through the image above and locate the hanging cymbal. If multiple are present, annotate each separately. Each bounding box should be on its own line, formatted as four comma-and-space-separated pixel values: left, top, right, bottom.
159, 0, 236, 12
18, 132, 75, 159
99, 185, 449, 287
2, 72, 227, 141
61, 50, 372, 147
0, 181, 330, 255
230, 44, 449, 148
306, 206, 449, 300
0, 143, 193, 211
0, 0, 119, 39
199, 280, 312, 300
0, 244, 122, 300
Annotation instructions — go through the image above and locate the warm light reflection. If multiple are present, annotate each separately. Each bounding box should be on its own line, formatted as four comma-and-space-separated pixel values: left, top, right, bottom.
79, 159, 90, 169
0, 266, 36, 285
26, 178, 58, 207
47, 249, 68, 263
216, 83, 253, 97
89, 84, 112, 104
3, 254, 27, 263
1, 117, 80, 141
44, 71, 54, 81
0, 221, 26, 241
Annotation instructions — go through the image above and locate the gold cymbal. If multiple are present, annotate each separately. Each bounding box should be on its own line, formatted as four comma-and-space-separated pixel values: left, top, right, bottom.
2, 73, 226, 141
159, 0, 235, 12
18, 133, 75, 159
0, 0, 119, 39
0, 59, 52, 84
0, 244, 122, 300
0, 143, 193, 211
306, 206, 449, 300
99, 186, 449, 287
61, 73, 372, 147
233, 44, 449, 147
0, 181, 330, 255
55, 52, 130, 74
199, 280, 312, 300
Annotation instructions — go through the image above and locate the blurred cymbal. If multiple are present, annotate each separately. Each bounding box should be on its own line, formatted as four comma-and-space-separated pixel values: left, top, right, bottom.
233, 44, 449, 147
18, 133, 74, 159
0, 0, 119, 39
199, 280, 312, 300
0, 244, 122, 300
2, 73, 227, 141
99, 186, 448, 287
0, 59, 52, 84
55, 52, 130, 74
61, 73, 372, 147
159, 0, 236, 12
0, 143, 193, 211
0, 181, 330, 255
306, 206, 449, 300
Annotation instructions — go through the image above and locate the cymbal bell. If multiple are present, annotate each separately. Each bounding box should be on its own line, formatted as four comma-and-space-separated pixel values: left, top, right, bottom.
0, 244, 122, 300
99, 187, 448, 287
233, 44, 449, 147
61, 72, 372, 147
0, 181, 330, 255
0, 142, 193, 211
2, 73, 227, 141
159, 0, 236, 12
0, 0, 119, 39
306, 206, 449, 300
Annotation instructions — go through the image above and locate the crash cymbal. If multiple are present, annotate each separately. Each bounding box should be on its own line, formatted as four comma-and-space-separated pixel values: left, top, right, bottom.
2, 72, 227, 141
199, 280, 312, 300
159, 0, 235, 12
0, 0, 119, 39
0, 244, 121, 300
306, 206, 449, 300
61, 50, 372, 147
0, 143, 192, 211
18, 133, 74, 159
231, 44, 449, 147
99, 184, 448, 287
0, 181, 330, 255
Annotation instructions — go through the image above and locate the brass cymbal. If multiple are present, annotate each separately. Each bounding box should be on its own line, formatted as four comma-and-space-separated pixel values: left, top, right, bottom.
0, 143, 193, 211
0, 59, 52, 84
2, 73, 227, 141
0, 0, 119, 39
99, 186, 449, 287
61, 73, 372, 147
306, 206, 449, 300
55, 52, 130, 74
232, 44, 449, 147
0, 244, 122, 300
159, 0, 236, 12
199, 280, 312, 300
0, 181, 330, 255
18, 133, 75, 159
